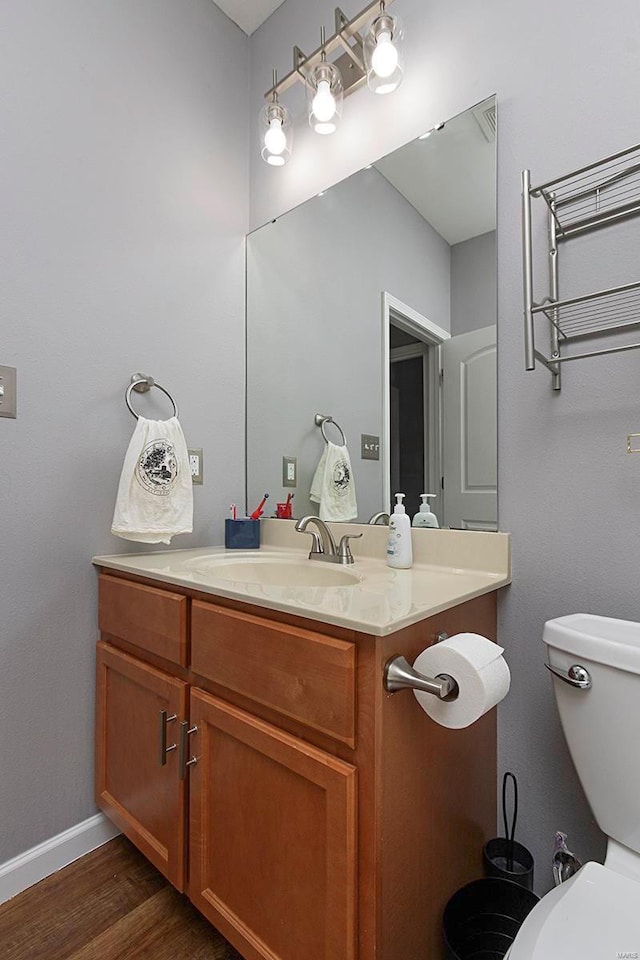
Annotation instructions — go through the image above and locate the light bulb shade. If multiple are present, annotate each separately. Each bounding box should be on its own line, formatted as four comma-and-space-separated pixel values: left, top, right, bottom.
306, 61, 343, 135
363, 11, 404, 95
259, 101, 292, 166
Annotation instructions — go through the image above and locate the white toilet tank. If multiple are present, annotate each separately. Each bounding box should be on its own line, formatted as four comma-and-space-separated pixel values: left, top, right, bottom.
544, 614, 640, 857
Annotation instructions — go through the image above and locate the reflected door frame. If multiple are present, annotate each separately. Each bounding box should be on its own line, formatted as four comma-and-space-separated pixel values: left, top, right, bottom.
381, 292, 450, 513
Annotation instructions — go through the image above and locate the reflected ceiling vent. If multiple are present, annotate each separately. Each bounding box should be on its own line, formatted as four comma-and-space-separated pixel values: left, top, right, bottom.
473, 101, 497, 142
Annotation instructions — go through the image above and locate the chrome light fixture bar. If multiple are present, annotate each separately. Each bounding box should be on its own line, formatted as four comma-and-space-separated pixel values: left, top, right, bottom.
260, 0, 402, 163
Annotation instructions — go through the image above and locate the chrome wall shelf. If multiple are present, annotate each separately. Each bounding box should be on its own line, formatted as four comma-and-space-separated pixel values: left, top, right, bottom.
522, 142, 640, 389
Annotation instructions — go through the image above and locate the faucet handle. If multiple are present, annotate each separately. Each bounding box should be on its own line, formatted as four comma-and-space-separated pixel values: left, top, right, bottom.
337, 532, 362, 564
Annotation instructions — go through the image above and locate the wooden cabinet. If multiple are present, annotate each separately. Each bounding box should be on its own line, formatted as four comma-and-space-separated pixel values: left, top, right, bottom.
191, 601, 357, 746
98, 574, 188, 666
95, 570, 497, 960
188, 690, 357, 960
95, 641, 188, 889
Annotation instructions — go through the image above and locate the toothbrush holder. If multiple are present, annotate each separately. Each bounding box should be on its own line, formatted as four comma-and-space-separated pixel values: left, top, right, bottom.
225, 518, 260, 549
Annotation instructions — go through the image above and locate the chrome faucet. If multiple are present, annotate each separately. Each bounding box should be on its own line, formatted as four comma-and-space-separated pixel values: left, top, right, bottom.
368, 511, 390, 525
295, 516, 362, 565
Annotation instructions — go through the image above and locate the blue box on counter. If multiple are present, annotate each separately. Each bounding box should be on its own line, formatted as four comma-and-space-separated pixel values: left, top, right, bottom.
225, 518, 260, 549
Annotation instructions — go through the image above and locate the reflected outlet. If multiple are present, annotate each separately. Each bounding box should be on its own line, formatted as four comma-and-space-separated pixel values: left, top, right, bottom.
282, 456, 297, 487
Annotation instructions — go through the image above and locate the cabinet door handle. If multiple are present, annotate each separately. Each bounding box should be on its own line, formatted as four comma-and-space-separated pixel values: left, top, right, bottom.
158, 710, 177, 766
178, 720, 198, 780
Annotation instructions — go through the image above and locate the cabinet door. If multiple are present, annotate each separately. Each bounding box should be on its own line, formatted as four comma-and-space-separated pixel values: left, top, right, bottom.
188, 689, 357, 960
95, 641, 188, 890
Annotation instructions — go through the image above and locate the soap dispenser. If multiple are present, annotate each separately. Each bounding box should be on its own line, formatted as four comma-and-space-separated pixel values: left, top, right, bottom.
413, 494, 439, 528
386, 493, 413, 569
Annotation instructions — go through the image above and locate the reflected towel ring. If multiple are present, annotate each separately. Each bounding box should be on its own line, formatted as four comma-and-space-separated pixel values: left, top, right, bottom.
125, 373, 178, 421
314, 413, 346, 445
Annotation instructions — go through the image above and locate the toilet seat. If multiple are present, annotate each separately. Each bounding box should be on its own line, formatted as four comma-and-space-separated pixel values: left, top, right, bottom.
507, 862, 640, 960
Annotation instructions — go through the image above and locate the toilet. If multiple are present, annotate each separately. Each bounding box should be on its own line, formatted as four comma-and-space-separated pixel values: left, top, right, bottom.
507, 613, 640, 958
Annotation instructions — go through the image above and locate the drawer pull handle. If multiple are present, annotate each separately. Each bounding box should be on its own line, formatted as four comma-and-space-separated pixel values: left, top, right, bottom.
158, 710, 177, 767
178, 721, 198, 780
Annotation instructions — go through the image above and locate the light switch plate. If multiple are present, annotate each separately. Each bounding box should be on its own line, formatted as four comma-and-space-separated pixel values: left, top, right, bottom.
188, 448, 203, 484
282, 456, 297, 487
361, 434, 380, 461
0, 365, 17, 419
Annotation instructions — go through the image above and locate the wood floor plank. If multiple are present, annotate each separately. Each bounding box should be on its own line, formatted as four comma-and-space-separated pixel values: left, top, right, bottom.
67, 887, 242, 960
0, 837, 241, 960
0, 838, 165, 960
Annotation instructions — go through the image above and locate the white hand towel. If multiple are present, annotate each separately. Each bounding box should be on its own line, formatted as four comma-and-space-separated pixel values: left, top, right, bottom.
309, 441, 357, 522
309, 444, 328, 504
111, 416, 193, 545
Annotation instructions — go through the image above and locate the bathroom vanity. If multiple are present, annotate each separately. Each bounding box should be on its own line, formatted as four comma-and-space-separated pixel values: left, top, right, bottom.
93, 523, 510, 960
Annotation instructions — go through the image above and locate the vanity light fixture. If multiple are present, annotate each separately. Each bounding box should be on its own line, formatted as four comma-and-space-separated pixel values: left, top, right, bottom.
259, 70, 292, 166
363, 0, 404, 95
260, 0, 402, 164
307, 28, 343, 135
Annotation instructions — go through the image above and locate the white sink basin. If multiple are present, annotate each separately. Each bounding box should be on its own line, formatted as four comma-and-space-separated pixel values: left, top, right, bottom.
184, 553, 360, 588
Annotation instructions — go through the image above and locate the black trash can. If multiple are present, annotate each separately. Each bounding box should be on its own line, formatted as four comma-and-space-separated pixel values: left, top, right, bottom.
443, 877, 539, 960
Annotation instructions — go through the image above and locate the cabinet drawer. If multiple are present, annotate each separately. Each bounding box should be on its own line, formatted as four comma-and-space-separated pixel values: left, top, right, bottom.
98, 574, 188, 666
191, 602, 356, 746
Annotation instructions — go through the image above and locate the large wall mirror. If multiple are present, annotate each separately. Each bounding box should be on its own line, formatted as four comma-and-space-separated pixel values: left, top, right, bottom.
246, 96, 497, 530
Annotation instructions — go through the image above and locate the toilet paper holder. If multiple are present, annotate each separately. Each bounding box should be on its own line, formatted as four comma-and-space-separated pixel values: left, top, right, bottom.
384, 655, 459, 701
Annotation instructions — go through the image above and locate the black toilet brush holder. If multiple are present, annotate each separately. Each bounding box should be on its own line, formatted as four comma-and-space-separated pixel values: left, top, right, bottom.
483, 837, 534, 890
483, 772, 535, 891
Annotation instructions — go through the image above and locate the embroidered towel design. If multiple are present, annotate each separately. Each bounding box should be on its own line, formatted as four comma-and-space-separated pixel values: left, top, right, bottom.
111, 416, 193, 544
310, 440, 357, 522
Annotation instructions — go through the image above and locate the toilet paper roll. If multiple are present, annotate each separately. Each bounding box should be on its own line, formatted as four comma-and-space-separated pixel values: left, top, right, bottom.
413, 632, 510, 729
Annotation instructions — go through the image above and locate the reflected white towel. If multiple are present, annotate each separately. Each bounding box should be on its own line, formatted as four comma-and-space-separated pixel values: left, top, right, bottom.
111, 416, 193, 544
309, 441, 357, 522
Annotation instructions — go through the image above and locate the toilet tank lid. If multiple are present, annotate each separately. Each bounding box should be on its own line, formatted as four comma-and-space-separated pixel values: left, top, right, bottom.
543, 614, 640, 675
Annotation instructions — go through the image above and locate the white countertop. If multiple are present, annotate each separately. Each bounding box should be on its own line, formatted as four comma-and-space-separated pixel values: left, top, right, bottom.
93, 520, 511, 636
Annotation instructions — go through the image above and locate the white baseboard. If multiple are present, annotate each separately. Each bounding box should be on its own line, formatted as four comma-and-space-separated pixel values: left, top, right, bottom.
0, 813, 121, 905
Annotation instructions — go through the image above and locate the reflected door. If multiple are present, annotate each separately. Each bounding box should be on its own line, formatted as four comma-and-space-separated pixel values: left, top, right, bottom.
389, 347, 427, 512
442, 325, 497, 530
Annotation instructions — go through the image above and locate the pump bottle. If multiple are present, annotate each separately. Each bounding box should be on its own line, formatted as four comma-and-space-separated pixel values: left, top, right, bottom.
412, 494, 439, 528
386, 493, 413, 568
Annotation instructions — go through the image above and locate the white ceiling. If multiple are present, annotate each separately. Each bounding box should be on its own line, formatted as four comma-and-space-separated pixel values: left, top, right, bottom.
214, 0, 285, 35
374, 101, 497, 245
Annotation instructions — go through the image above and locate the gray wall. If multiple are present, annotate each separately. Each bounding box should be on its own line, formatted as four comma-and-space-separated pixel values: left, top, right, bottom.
247, 167, 449, 521
0, 0, 248, 863
250, 0, 640, 891
451, 231, 496, 336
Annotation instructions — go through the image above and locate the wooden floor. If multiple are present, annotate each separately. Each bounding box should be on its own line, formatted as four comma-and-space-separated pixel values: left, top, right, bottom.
0, 836, 244, 960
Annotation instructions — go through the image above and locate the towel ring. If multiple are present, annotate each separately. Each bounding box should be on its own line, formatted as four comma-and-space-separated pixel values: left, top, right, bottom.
125, 373, 178, 421
314, 413, 346, 445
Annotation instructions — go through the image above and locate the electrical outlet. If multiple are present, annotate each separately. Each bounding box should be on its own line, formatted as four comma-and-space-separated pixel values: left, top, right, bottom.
188, 448, 203, 484
282, 456, 297, 487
